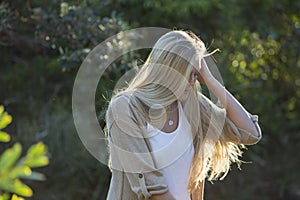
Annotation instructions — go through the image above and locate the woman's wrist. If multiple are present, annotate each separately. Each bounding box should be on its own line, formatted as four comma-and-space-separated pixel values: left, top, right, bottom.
202, 76, 227, 106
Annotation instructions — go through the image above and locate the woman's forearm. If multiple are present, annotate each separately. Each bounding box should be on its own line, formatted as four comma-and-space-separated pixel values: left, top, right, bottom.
204, 76, 259, 137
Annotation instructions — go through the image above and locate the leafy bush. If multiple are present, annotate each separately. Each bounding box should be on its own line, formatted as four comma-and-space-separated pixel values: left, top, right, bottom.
35, 2, 131, 70
0, 106, 49, 199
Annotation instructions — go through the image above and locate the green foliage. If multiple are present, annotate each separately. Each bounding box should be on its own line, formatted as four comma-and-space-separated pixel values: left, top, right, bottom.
1, 55, 111, 199
0, 2, 13, 47
0, 106, 49, 199
34, 1, 130, 70
217, 26, 300, 136
0, 106, 12, 142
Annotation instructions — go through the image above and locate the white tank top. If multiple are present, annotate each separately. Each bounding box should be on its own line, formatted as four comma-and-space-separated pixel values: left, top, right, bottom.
147, 102, 194, 200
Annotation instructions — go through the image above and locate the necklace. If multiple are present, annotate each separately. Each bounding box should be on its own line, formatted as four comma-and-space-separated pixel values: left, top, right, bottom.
168, 102, 176, 126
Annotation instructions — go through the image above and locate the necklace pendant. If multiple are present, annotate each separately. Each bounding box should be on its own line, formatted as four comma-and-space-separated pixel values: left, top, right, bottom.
168, 120, 174, 126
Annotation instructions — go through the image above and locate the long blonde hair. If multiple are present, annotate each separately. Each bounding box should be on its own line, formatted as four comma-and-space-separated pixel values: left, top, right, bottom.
111, 30, 244, 193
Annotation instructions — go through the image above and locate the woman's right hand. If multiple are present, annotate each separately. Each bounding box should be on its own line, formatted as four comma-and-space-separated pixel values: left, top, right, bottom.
197, 58, 215, 85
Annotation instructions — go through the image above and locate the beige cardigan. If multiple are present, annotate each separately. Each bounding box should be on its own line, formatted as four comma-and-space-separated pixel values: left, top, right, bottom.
106, 92, 262, 200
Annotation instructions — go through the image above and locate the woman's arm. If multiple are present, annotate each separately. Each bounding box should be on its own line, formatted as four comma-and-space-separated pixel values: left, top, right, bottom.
198, 59, 260, 138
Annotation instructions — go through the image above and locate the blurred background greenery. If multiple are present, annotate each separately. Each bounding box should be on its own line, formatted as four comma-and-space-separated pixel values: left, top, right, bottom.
0, 0, 299, 199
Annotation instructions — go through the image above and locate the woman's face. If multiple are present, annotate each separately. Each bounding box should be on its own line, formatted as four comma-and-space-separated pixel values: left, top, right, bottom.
179, 56, 201, 101
178, 68, 199, 101
186, 68, 199, 92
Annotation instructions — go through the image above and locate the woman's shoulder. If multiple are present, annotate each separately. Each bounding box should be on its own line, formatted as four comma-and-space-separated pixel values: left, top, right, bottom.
110, 91, 132, 106
106, 91, 133, 123
107, 91, 135, 116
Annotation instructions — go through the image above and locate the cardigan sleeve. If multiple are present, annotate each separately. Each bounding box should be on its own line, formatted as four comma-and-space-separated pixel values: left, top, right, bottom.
222, 113, 262, 145
106, 94, 168, 199
199, 93, 262, 145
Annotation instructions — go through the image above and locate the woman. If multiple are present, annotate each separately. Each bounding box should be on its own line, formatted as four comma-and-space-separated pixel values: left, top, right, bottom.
105, 30, 262, 200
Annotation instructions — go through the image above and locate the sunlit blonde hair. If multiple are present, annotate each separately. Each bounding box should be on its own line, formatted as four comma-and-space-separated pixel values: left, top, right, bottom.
111, 30, 244, 193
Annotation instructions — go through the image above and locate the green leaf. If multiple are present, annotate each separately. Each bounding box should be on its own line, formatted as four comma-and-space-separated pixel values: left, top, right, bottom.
8, 165, 46, 181
0, 179, 32, 197
24, 142, 49, 168
0, 131, 10, 142
21, 171, 46, 181
0, 143, 22, 173
0, 105, 4, 114
8, 165, 32, 180
0, 179, 14, 192
11, 194, 25, 200
24, 156, 49, 168
11, 179, 33, 197
0, 110, 12, 130
26, 142, 47, 157
0, 192, 10, 200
